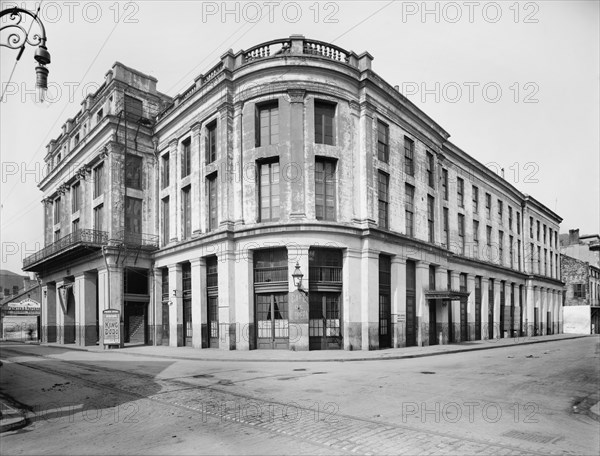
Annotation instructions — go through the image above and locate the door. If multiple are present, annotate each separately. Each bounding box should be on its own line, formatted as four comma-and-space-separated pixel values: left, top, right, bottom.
125, 302, 146, 344
488, 301, 494, 340
428, 301, 437, 345
64, 289, 76, 344
379, 294, 391, 349
500, 302, 505, 338
546, 311, 551, 335
256, 293, 289, 349
183, 297, 192, 346
406, 295, 416, 347
475, 287, 482, 341
161, 302, 169, 345
208, 295, 219, 348
309, 292, 342, 350
460, 297, 468, 342
534, 308, 539, 336
448, 301, 454, 343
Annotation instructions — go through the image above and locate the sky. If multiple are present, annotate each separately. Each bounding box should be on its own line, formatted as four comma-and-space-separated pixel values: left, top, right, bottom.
1, 0, 598, 275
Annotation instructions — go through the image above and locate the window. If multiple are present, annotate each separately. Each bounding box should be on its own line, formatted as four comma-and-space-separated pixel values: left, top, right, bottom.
377, 121, 389, 163
498, 200, 503, 224
457, 178, 464, 207
125, 154, 143, 189
405, 184, 415, 236
529, 217, 534, 238
427, 195, 435, 243
54, 197, 61, 224
485, 193, 491, 219
509, 235, 514, 267
574, 284, 585, 298
314, 101, 335, 145
57, 152, 61, 163
259, 160, 280, 222
256, 102, 279, 147
443, 207, 449, 248
549, 229, 552, 248
458, 214, 465, 254
54, 230, 61, 242
207, 174, 218, 230
536, 220, 540, 240
555, 234, 557, 250
518, 240, 522, 271
94, 204, 103, 231
74, 133, 80, 146
72, 219, 79, 233
427, 152, 434, 187
543, 224, 547, 244
124, 95, 143, 122
498, 230, 504, 264
93, 163, 104, 198
96, 108, 103, 123
537, 246, 541, 273
486, 225, 492, 246
206, 121, 217, 163
378, 171, 389, 229
161, 153, 170, 189
181, 139, 191, 178
125, 197, 142, 234
71, 182, 80, 213
472, 185, 479, 213
182, 186, 191, 239
544, 248, 548, 275
473, 220, 480, 246
315, 158, 336, 221
530, 243, 535, 270
161, 197, 170, 245
442, 168, 448, 200
404, 137, 414, 176
516, 211, 521, 234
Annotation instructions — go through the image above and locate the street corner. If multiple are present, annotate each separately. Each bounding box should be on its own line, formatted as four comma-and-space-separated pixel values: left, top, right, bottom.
0, 395, 29, 433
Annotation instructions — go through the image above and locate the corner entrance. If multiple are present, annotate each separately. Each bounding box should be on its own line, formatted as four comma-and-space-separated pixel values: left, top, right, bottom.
124, 301, 146, 344
256, 293, 289, 349
309, 292, 341, 350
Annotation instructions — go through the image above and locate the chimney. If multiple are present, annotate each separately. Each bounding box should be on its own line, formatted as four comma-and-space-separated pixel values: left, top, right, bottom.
569, 229, 580, 245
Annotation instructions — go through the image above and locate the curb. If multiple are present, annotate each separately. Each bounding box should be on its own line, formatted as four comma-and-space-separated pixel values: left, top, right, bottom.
23, 334, 592, 363
0, 399, 28, 433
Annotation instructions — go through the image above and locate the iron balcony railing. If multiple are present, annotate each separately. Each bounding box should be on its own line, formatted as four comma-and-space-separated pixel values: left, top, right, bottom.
309, 266, 342, 283
112, 229, 159, 251
254, 266, 288, 284
23, 229, 108, 268
207, 272, 218, 288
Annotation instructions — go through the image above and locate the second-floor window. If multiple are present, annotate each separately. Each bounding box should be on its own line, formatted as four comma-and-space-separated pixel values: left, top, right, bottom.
442, 168, 448, 200
486, 225, 492, 246
207, 174, 218, 230
472, 185, 479, 213
259, 160, 280, 222
458, 214, 465, 254
404, 137, 414, 176
517, 211, 521, 234
427, 195, 434, 243
181, 139, 191, 178
509, 235, 514, 267
473, 220, 480, 245
498, 200, 503, 224
125, 197, 142, 234
161, 196, 170, 245
125, 154, 143, 189
181, 186, 191, 239
54, 197, 61, 224
427, 152, 434, 187
377, 121, 389, 163
485, 193, 491, 219
71, 182, 80, 213
94, 204, 103, 231
536, 220, 540, 240
543, 224, 547, 244
508, 206, 513, 230
315, 158, 336, 221
161, 153, 170, 189
256, 102, 279, 147
206, 121, 217, 163
72, 219, 79, 233
93, 163, 104, 198
314, 101, 335, 145
443, 207, 449, 248
574, 284, 585, 298
378, 171, 389, 229
498, 230, 504, 263
457, 178, 464, 208
405, 183, 415, 236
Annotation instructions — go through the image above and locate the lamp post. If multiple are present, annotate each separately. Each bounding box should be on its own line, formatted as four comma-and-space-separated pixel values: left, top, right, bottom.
1, 7, 51, 102
292, 262, 305, 292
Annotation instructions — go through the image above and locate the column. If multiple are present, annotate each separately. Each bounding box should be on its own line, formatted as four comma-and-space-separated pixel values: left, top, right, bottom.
539, 287, 546, 335
152, 267, 163, 346
450, 271, 460, 342
56, 280, 65, 344
481, 277, 489, 340
513, 283, 521, 338
236, 247, 255, 350
435, 267, 448, 345
217, 246, 236, 350
558, 289, 564, 333
526, 281, 535, 337
493, 280, 501, 339
42, 283, 57, 343
288, 245, 310, 351
191, 258, 206, 349
168, 263, 183, 347
416, 262, 429, 346
344, 248, 363, 350
360, 249, 379, 350
287, 89, 306, 219
466, 274, 476, 341
74, 272, 97, 346
392, 257, 407, 347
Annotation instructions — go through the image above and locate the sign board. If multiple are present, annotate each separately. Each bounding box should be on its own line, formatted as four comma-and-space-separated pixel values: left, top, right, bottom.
397, 313, 406, 322
103, 309, 121, 345
2, 298, 41, 315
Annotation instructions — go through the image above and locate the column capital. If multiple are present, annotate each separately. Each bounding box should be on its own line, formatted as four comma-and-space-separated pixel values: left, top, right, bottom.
190, 257, 204, 267
287, 89, 306, 103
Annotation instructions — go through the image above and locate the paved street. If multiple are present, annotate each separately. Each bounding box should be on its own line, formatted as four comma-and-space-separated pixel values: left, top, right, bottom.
1, 337, 599, 455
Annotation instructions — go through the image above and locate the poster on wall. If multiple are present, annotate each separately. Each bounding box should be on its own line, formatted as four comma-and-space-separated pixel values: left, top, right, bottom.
103, 309, 120, 346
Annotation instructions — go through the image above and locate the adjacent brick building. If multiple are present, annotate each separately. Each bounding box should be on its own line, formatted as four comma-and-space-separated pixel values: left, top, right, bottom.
25, 36, 564, 350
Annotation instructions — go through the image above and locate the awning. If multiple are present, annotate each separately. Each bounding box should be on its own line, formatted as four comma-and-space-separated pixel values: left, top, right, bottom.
425, 290, 470, 300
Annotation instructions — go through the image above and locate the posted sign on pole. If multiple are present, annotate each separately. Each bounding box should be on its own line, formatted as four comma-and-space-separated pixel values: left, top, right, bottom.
103, 309, 120, 346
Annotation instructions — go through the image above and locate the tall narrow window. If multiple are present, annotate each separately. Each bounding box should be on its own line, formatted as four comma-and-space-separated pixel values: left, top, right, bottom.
161, 196, 170, 246
206, 121, 217, 163
124, 95, 143, 122
517, 211, 521, 234
458, 214, 465, 254
161, 153, 170, 189
54, 229, 61, 241
426, 152, 434, 187
544, 248, 548, 275
256, 102, 279, 147
93, 163, 104, 198
508, 206, 513, 231
486, 225, 492, 247
181, 139, 191, 178
498, 230, 504, 264
315, 158, 336, 221
472, 185, 479, 213
404, 137, 414, 176
543, 224, 547, 244
443, 207, 449, 249
473, 220, 480, 255
457, 178, 464, 208
54, 197, 61, 224
509, 235, 514, 268
378, 171, 389, 229
530, 217, 534, 238
125, 197, 142, 235
182, 186, 191, 239
72, 219, 79, 233
537, 246, 541, 273
71, 182, 80, 213
405, 183, 415, 237
498, 200, 503, 224
427, 195, 435, 243
550, 253, 553, 278
207, 174, 218, 231
530, 243, 535, 271
314, 101, 335, 145
518, 240, 522, 271
126, 154, 143, 189
536, 220, 540, 241
377, 121, 389, 163
259, 160, 280, 222
94, 204, 103, 231
485, 193, 491, 220
442, 168, 448, 200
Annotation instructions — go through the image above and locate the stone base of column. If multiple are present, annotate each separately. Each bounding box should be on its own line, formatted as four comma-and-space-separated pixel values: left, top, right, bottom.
468, 322, 476, 341
362, 322, 378, 350
76, 325, 98, 346
43, 325, 57, 343
526, 323, 536, 337
419, 320, 429, 346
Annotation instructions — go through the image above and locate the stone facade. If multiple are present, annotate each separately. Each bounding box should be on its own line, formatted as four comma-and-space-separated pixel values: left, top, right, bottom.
26, 36, 564, 350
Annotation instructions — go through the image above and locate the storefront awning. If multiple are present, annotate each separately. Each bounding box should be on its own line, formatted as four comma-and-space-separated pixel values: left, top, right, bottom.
425, 290, 470, 300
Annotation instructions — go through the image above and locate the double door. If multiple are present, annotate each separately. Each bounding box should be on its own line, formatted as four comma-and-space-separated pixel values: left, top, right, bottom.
256, 293, 289, 349
309, 292, 342, 350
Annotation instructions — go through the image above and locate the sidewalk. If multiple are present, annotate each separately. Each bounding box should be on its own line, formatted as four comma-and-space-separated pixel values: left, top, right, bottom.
0, 390, 27, 433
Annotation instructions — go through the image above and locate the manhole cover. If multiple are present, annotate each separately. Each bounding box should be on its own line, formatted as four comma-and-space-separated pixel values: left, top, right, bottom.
502, 430, 561, 444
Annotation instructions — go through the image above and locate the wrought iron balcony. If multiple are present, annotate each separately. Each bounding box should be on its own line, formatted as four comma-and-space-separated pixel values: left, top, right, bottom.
112, 229, 159, 251
254, 266, 288, 284
23, 229, 108, 271
309, 266, 342, 283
